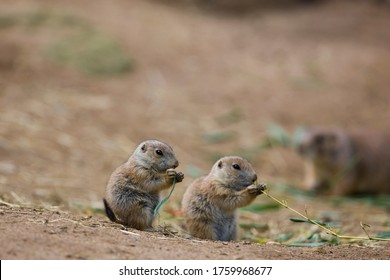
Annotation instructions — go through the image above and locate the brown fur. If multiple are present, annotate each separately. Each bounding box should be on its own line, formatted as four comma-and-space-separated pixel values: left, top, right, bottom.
103, 140, 184, 230
182, 156, 265, 241
297, 127, 390, 196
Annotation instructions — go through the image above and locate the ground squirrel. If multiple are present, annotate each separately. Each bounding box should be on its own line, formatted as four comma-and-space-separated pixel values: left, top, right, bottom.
297, 127, 390, 196
182, 156, 265, 241
103, 140, 184, 230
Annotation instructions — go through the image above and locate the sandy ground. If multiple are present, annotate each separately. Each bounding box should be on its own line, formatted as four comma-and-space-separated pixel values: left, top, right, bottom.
1, 0, 390, 260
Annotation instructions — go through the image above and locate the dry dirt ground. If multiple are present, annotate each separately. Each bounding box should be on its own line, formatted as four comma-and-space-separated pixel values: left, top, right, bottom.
1, 0, 390, 260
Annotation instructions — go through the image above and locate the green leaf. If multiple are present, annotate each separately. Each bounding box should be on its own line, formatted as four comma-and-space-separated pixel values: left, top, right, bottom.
216, 109, 244, 125
359, 195, 390, 210
291, 126, 306, 147
241, 203, 281, 213
375, 232, 390, 239
202, 131, 235, 144
266, 123, 291, 147
275, 233, 294, 242
239, 223, 269, 230
186, 165, 204, 178
289, 218, 326, 226
384, 221, 390, 227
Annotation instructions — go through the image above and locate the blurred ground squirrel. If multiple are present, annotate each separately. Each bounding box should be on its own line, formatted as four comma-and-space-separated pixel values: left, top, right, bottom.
182, 156, 265, 241
297, 127, 390, 196
103, 140, 184, 230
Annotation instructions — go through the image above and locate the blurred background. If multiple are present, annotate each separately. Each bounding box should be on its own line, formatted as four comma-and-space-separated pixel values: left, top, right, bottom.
1, 0, 389, 245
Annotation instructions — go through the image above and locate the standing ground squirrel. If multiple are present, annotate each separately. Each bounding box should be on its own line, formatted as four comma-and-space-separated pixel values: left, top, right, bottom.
182, 156, 265, 241
103, 140, 184, 230
297, 127, 390, 196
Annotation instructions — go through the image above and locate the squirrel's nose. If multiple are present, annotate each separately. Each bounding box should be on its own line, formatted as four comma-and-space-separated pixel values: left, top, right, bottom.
252, 174, 258, 183
172, 160, 179, 169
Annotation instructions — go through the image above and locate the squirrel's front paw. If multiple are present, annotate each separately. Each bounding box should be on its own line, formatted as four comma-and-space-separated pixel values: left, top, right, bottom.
166, 169, 184, 183
175, 172, 184, 183
166, 168, 177, 179
247, 183, 266, 195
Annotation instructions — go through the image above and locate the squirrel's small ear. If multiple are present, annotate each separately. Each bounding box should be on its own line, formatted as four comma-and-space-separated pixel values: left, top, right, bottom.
141, 143, 147, 152
217, 160, 223, 168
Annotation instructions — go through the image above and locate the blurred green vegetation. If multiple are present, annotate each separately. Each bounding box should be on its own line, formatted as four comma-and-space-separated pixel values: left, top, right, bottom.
0, 10, 133, 77
332, 195, 390, 212
47, 31, 133, 76
241, 203, 281, 213
202, 131, 236, 144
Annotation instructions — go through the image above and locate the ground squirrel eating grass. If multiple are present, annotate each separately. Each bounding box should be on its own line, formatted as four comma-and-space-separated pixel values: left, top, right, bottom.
182, 156, 265, 241
103, 140, 184, 230
297, 127, 390, 196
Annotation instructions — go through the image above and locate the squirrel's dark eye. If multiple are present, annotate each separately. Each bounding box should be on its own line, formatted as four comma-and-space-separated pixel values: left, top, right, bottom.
314, 135, 325, 145
155, 149, 163, 156
232, 164, 240, 170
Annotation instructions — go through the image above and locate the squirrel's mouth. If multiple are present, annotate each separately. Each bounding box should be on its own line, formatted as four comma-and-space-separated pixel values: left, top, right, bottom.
231, 183, 252, 191
152, 167, 176, 174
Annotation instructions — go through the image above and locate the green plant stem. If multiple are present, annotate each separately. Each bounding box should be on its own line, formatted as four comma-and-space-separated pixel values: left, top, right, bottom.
260, 188, 390, 242
154, 177, 177, 217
